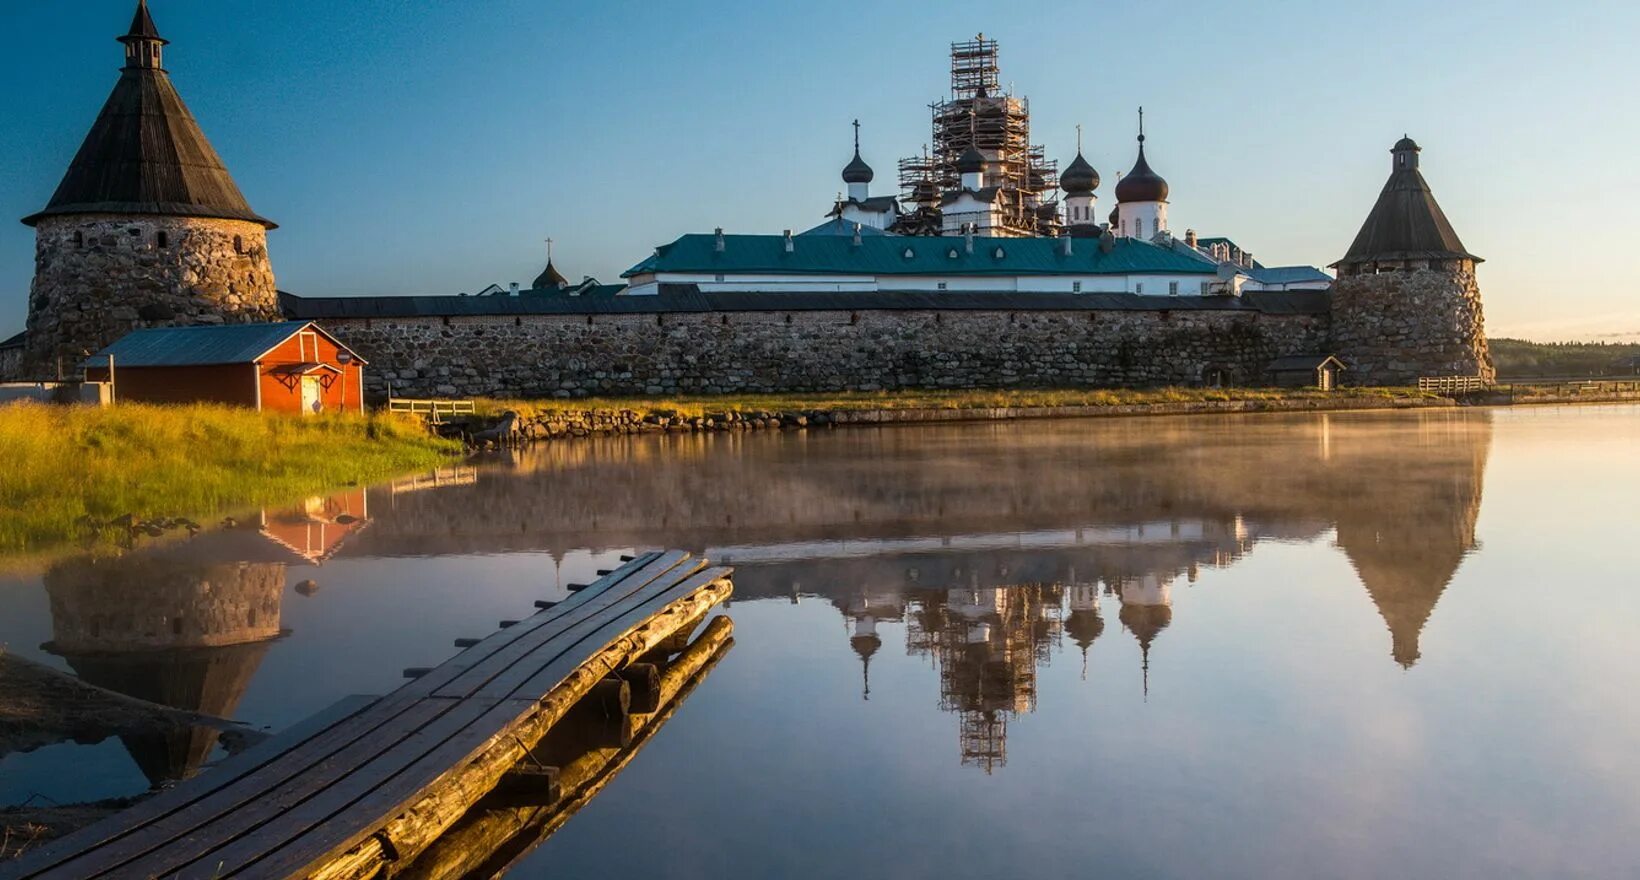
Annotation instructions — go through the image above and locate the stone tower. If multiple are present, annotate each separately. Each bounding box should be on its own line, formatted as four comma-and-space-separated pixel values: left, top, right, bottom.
20, 0, 279, 378
1330, 137, 1493, 385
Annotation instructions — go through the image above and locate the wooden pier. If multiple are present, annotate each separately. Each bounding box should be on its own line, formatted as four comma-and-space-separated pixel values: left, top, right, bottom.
3, 551, 733, 880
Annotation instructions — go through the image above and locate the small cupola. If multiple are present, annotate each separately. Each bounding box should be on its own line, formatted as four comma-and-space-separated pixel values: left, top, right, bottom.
1392, 134, 1421, 170
842, 120, 874, 201
119, 0, 168, 70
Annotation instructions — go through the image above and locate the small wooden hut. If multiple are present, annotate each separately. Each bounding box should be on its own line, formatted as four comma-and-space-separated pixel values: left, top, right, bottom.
1266, 354, 1345, 390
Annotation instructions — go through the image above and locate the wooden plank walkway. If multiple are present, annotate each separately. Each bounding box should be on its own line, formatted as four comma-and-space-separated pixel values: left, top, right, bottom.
2, 551, 732, 880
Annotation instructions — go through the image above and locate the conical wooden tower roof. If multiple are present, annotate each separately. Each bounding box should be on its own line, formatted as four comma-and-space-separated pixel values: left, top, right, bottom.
1335, 137, 1474, 267
22, 1, 274, 228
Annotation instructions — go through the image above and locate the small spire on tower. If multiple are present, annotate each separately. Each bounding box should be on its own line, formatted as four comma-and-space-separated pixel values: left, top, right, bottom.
119, 0, 168, 70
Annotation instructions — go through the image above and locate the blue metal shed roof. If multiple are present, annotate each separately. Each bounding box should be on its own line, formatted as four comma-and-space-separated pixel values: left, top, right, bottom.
624, 233, 1219, 278
1248, 265, 1332, 285
87, 322, 317, 367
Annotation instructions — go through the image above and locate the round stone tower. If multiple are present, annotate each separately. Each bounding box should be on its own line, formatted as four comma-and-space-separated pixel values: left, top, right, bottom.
1330, 137, 1493, 385
20, 0, 279, 378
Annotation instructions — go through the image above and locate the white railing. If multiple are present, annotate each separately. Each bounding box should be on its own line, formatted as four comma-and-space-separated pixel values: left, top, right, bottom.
387, 398, 476, 422
1417, 375, 1488, 394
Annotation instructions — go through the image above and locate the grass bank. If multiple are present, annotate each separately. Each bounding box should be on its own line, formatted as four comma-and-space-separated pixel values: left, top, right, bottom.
476, 386, 1439, 422
0, 403, 459, 557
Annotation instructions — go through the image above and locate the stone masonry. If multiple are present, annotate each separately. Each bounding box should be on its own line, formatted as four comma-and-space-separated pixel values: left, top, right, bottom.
1330, 266, 1493, 386
318, 308, 1330, 400
23, 214, 279, 377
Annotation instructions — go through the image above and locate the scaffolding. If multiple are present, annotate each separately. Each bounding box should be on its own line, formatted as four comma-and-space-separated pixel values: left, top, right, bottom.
894, 35, 1061, 238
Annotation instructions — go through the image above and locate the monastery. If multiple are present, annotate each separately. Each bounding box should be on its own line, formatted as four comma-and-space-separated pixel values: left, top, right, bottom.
3, 4, 1494, 395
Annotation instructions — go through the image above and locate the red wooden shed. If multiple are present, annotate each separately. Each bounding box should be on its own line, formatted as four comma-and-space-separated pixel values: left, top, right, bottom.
85, 322, 367, 414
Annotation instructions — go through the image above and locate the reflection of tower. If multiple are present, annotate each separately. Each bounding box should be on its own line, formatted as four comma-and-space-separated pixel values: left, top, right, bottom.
1117, 574, 1173, 698
1064, 583, 1105, 679
1332, 417, 1489, 667
41, 553, 286, 786
908, 584, 1062, 772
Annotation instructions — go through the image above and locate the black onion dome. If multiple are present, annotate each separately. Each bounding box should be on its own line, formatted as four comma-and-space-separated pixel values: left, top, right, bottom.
842, 149, 874, 185
956, 145, 986, 175
1115, 142, 1168, 203
532, 259, 568, 290
1060, 152, 1099, 195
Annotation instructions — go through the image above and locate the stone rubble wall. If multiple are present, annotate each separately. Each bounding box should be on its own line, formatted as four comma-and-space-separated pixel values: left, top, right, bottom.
23, 214, 280, 378
320, 308, 1331, 400
1329, 268, 1494, 385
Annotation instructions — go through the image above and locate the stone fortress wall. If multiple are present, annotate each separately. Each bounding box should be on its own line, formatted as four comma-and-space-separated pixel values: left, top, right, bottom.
319, 307, 1331, 400
23, 214, 280, 375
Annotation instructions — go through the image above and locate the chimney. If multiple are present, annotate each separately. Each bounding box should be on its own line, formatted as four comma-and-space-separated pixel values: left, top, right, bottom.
964, 225, 974, 254
714, 228, 725, 252
509, 282, 520, 296
1184, 229, 1198, 248
852, 223, 863, 247
1059, 236, 1073, 256
1099, 228, 1116, 254
783, 229, 794, 253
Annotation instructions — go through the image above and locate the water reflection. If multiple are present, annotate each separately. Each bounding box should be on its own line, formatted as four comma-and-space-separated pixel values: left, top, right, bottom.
30, 489, 371, 787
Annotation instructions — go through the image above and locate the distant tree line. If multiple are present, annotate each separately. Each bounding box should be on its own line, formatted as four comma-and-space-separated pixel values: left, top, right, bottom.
1489, 338, 1640, 379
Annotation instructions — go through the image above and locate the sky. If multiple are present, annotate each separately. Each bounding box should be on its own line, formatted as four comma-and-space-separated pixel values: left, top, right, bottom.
1, 0, 1637, 341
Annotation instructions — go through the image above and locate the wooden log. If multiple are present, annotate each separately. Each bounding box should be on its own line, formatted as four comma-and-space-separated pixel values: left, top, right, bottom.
590, 677, 631, 716
619, 663, 661, 714
493, 764, 560, 803
309, 574, 733, 880
393, 625, 735, 880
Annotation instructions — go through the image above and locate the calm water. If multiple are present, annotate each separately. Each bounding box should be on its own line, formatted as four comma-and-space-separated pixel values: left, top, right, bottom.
3, 405, 1639, 878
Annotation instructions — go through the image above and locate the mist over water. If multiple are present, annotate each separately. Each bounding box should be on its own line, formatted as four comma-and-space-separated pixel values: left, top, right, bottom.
3, 406, 1637, 878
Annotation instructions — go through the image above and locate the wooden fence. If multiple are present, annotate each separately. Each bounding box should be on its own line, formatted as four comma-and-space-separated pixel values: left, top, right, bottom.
1417, 375, 1488, 394
388, 398, 476, 422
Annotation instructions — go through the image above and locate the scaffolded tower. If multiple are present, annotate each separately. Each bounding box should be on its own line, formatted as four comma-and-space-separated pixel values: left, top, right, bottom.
895, 35, 1060, 238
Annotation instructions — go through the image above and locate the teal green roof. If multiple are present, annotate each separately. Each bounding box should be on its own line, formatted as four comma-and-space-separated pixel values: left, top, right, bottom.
624, 233, 1218, 278
85, 322, 349, 368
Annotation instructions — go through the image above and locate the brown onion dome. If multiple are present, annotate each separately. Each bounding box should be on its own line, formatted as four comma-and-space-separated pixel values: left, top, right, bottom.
1115, 137, 1168, 203
1060, 152, 1099, 195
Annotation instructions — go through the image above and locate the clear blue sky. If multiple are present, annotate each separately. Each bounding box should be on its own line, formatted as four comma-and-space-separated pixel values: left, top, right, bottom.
1, 0, 1636, 340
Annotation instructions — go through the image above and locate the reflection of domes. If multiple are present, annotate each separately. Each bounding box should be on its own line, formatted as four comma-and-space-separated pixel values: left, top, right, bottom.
1065, 608, 1105, 649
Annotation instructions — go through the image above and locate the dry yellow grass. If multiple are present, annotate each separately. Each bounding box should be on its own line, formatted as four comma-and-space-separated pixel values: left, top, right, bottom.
0, 402, 458, 556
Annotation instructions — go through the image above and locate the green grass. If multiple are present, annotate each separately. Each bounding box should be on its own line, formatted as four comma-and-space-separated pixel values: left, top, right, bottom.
475, 386, 1436, 421
0, 403, 459, 557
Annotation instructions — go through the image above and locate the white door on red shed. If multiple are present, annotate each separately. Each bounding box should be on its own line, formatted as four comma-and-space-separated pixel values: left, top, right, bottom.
301, 375, 323, 415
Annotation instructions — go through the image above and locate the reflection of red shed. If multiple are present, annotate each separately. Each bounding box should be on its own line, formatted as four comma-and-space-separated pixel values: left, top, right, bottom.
85, 322, 366, 414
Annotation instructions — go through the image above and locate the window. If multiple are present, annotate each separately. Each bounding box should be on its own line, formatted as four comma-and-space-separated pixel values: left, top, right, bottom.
156, 231, 169, 248
233, 235, 244, 255
937, 282, 948, 291
714, 273, 725, 282
1169, 281, 1179, 296
73, 230, 84, 247
1135, 283, 1144, 294
1072, 281, 1082, 293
